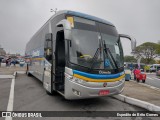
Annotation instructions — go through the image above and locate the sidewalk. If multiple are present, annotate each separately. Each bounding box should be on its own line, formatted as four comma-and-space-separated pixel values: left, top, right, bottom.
122, 81, 160, 107
0, 64, 26, 75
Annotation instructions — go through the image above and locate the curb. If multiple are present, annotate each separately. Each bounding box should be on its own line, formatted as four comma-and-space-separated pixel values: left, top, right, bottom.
0, 75, 14, 79
145, 73, 156, 75
16, 71, 26, 74
112, 94, 160, 114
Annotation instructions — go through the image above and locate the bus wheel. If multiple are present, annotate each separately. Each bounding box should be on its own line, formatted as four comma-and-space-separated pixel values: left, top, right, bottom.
26, 71, 31, 76
46, 90, 57, 96
142, 80, 145, 83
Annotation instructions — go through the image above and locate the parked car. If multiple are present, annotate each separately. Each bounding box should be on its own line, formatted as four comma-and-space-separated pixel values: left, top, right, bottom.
150, 64, 160, 72
156, 66, 160, 76
11, 59, 20, 64
19, 60, 25, 67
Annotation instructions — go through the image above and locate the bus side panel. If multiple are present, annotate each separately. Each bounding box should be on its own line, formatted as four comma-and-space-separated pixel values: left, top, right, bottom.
26, 23, 50, 81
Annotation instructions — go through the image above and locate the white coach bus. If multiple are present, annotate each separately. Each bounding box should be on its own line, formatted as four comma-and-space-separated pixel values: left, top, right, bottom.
25, 10, 136, 99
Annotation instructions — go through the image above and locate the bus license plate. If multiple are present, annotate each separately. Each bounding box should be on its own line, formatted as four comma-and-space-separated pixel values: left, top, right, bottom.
99, 90, 110, 96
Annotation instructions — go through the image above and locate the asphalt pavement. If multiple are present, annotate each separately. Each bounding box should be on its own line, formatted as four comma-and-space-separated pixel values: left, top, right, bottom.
145, 73, 160, 88
13, 74, 145, 112
0, 78, 11, 111
0, 73, 159, 120
122, 81, 160, 106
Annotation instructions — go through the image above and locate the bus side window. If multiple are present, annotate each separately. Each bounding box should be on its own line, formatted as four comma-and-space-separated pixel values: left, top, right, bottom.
45, 33, 52, 62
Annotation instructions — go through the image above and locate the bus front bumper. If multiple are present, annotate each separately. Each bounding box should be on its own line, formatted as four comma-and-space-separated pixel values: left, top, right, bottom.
64, 77, 125, 100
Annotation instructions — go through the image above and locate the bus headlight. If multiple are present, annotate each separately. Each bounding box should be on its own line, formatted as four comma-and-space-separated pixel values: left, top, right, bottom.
66, 74, 86, 84
73, 77, 86, 84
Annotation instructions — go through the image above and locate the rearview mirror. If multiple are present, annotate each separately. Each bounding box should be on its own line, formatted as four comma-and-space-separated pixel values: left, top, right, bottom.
119, 34, 136, 53
45, 33, 52, 49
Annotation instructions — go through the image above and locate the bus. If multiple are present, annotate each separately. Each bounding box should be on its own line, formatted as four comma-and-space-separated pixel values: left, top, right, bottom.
25, 10, 136, 100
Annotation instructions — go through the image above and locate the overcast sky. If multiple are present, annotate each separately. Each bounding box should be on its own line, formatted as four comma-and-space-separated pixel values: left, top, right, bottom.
0, 0, 160, 55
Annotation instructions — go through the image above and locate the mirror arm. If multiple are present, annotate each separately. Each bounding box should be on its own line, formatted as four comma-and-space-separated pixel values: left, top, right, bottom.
119, 34, 136, 53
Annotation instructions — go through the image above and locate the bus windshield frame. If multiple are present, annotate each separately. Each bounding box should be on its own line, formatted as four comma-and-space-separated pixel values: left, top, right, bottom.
68, 16, 124, 71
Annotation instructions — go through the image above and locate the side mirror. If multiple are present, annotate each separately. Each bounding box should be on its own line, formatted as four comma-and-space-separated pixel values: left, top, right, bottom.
45, 33, 52, 49
119, 34, 136, 53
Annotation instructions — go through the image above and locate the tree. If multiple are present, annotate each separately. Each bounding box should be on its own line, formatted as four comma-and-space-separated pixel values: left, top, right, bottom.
124, 56, 136, 62
157, 41, 160, 54
134, 42, 160, 64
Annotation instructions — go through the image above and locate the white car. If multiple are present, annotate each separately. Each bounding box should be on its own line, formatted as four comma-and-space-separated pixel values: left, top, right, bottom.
19, 60, 25, 67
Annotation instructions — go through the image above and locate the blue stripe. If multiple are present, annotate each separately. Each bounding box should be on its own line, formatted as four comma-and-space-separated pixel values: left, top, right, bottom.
73, 70, 124, 79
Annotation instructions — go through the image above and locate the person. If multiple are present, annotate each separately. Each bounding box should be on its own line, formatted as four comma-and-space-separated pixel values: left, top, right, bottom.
12, 59, 16, 66
9, 58, 11, 66
133, 66, 141, 80
0, 57, 2, 67
6, 58, 9, 67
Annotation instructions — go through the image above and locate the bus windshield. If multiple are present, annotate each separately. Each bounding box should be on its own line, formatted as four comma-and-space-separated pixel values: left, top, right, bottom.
69, 16, 124, 70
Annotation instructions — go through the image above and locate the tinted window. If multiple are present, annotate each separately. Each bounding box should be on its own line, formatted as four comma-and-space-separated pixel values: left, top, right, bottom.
74, 17, 97, 32
98, 23, 118, 36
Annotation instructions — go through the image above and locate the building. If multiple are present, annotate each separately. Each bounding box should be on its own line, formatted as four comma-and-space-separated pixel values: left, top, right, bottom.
0, 45, 6, 56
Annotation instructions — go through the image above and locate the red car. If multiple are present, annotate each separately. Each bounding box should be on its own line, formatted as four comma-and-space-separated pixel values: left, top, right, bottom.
135, 73, 146, 83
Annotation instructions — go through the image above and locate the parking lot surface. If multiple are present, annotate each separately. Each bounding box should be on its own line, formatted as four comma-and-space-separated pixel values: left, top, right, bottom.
0, 67, 159, 120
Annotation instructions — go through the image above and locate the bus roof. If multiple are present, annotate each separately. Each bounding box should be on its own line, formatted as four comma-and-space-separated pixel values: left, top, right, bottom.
66, 11, 114, 26
27, 10, 115, 48
52, 10, 115, 26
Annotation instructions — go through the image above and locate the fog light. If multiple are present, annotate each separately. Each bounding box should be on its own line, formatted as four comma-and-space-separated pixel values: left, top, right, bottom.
72, 89, 81, 96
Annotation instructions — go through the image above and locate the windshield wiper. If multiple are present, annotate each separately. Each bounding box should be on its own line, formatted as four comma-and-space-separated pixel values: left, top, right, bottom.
89, 48, 101, 71
103, 44, 119, 71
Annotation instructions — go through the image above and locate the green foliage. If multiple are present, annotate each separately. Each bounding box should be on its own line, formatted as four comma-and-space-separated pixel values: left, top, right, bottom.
141, 58, 156, 64
135, 42, 160, 64
144, 65, 150, 71
124, 56, 136, 62
157, 60, 160, 64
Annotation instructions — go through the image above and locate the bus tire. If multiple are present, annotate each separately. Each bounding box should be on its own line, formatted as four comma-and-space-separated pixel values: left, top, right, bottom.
46, 90, 57, 96
26, 71, 32, 76
142, 80, 145, 83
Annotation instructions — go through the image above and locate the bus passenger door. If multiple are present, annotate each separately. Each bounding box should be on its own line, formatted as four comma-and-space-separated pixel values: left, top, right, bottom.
43, 33, 53, 94
55, 28, 65, 92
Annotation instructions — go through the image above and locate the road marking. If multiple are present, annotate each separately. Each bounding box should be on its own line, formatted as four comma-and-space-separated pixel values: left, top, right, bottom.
0, 75, 14, 79
147, 76, 160, 81
130, 80, 160, 91
147, 77, 154, 80
154, 77, 160, 80
5, 77, 15, 120
139, 83, 160, 91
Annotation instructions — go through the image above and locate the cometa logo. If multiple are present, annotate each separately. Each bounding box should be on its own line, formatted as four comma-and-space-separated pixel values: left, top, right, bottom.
99, 70, 111, 74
